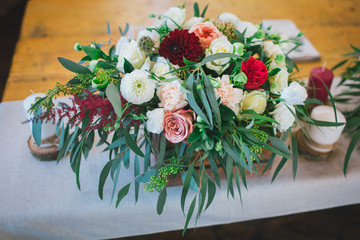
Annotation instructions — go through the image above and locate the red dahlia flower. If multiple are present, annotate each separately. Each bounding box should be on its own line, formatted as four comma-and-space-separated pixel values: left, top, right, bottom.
241, 56, 268, 89
159, 29, 203, 67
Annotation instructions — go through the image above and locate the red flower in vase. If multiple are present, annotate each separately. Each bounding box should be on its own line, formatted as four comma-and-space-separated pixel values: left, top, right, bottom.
159, 29, 203, 67
241, 56, 268, 89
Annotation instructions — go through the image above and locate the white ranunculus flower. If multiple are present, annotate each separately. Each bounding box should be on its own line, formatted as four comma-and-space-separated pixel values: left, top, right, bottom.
183, 16, 204, 29
137, 29, 160, 48
269, 67, 289, 94
262, 41, 284, 59
161, 7, 186, 30
116, 40, 146, 72
281, 81, 308, 105
146, 108, 165, 134
271, 102, 295, 132
120, 69, 156, 105
242, 90, 268, 114
218, 12, 241, 25
157, 79, 188, 112
236, 21, 258, 38
205, 36, 233, 74
152, 57, 170, 77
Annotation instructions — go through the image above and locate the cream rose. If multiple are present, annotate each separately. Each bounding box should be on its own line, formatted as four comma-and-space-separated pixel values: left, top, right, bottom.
262, 41, 284, 59
116, 40, 146, 72
215, 75, 243, 114
161, 7, 186, 30
146, 108, 165, 134
152, 57, 170, 77
205, 36, 233, 74
271, 102, 295, 132
268, 67, 289, 94
183, 17, 204, 29
157, 79, 188, 112
218, 12, 241, 25
242, 90, 267, 114
236, 21, 258, 38
280, 81, 308, 105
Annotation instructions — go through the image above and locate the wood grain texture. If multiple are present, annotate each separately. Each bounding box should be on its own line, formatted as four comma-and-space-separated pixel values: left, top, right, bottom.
3, 0, 360, 101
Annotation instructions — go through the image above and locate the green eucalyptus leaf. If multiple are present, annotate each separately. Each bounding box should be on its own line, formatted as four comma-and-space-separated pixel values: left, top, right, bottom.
58, 57, 92, 74
105, 83, 122, 119
98, 160, 113, 200
344, 129, 360, 175
124, 58, 135, 73
115, 183, 131, 207
157, 188, 167, 215
271, 156, 288, 182
204, 75, 221, 129
182, 196, 197, 236
124, 131, 144, 157
291, 135, 298, 180
32, 107, 42, 146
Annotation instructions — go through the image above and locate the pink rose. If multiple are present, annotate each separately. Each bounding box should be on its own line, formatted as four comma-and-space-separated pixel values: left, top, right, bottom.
189, 22, 222, 49
163, 110, 194, 143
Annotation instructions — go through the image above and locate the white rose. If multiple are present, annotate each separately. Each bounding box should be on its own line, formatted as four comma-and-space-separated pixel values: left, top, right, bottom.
205, 36, 233, 74
281, 81, 308, 105
137, 29, 160, 48
146, 108, 165, 134
269, 67, 289, 94
152, 57, 170, 77
157, 79, 188, 111
161, 7, 186, 30
236, 21, 258, 38
183, 17, 204, 29
262, 41, 284, 59
218, 12, 241, 25
115, 36, 130, 56
271, 102, 295, 132
120, 69, 156, 105
116, 40, 146, 72
242, 90, 267, 114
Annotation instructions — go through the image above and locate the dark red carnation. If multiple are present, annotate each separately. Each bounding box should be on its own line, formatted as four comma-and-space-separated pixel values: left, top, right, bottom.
159, 29, 203, 67
241, 56, 268, 89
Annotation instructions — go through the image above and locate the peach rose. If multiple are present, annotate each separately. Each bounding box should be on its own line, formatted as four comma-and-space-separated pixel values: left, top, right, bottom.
215, 75, 244, 115
189, 22, 222, 49
157, 79, 188, 112
163, 110, 194, 143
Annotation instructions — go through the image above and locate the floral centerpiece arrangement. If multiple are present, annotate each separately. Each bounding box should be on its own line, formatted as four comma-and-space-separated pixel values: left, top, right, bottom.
29, 3, 333, 233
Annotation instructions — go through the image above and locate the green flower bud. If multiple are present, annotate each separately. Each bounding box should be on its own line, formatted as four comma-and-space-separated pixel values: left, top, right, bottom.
211, 80, 221, 88
233, 42, 245, 56
215, 141, 222, 151
74, 43, 82, 51
275, 54, 286, 64
233, 71, 247, 86
204, 138, 214, 150
197, 85, 204, 90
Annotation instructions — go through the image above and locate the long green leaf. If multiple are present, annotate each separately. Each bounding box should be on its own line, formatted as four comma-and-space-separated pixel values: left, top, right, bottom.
106, 83, 122, 119
204, 75, 221, 129
344, 129, 360, 175
58, 57, 92, 74
186, 73, 210, 125
181, 161, 196, 214
193, 2, 200, 17
205, 177, 216, 211
234, 167, 243, 204
134, 155, 140, 203
199, 53, 240, 66
32, 107, 42, 146
157, 188, 167, 215
124, 131, 144, 157
98, 160, 113, 199
291, 135, 298, 181
271, 156, 288, 182
115, 183, 131, 207
182, 196, 197, 236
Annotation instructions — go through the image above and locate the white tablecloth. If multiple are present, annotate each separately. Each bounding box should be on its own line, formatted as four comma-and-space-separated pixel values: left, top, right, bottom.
0, 100, 359, 240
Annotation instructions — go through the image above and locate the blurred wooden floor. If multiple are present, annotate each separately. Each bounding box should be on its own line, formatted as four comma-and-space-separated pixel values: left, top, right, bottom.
1, 1, 360, 239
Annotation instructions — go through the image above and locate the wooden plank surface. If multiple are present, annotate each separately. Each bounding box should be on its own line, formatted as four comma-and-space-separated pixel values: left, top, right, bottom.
3, 0, 360, 101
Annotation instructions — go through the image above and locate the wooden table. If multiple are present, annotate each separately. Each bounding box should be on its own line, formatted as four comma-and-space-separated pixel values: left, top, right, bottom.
2, 0, 360, 102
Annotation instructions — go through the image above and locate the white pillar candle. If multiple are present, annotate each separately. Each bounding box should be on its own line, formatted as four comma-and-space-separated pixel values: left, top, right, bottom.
305, 105, 346, 153
23, 93, 57, 140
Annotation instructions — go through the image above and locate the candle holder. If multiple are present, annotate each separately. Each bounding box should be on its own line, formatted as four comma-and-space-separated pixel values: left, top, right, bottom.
24, 93, 60, 161
297, 105, 346, 160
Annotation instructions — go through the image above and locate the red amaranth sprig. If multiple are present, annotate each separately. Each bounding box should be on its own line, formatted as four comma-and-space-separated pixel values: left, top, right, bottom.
34, 90, 133, 132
